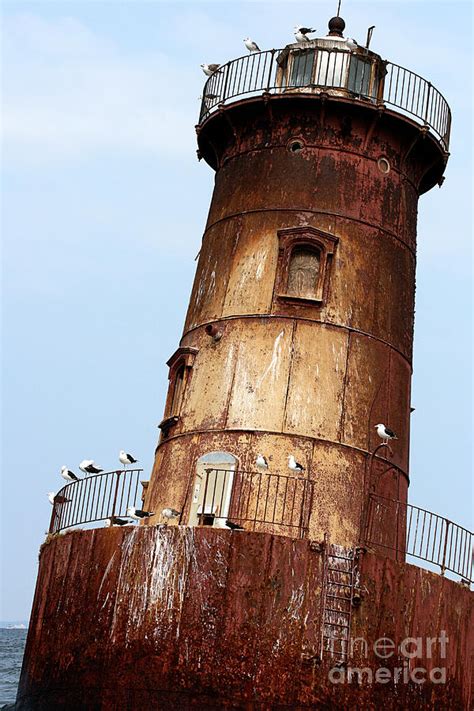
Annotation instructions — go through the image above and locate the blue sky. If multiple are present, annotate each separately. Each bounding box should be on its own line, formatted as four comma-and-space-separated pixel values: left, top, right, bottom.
1, 0, 472, 620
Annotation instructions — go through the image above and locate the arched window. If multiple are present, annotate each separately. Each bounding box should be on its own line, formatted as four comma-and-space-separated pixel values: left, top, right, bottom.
189, 452, 237, 528
273, 226, 338, 307
158, 347, 198, 438
287, 246, 321, 299
170, 364, 185, 415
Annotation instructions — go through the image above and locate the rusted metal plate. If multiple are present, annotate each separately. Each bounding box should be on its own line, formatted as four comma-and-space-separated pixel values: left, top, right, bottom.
342, 332, 391, 452
181, 329, 238, 431
222, 221, 277, 316
285, 322, 347, 440
226, 320, 292, 431
184, 218, 240, 332
308, 442, 366, 545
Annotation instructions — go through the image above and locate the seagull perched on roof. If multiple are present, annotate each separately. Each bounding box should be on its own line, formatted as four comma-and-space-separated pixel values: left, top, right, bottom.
127, 506, 154, 521
201, 63, 221, 76
119, 450, 138, 467
288, 455, 305, 472
345, 37, 359, 50
161, 508, 180, 523
225, 520, 245, 530
105, 517, 129, 527
375, 424, 398, 444
79, 460, 103, 475
244, 37, 260, 53
60, 466, 80, 482
256, 454, 269, 470
294, 26, 316, 42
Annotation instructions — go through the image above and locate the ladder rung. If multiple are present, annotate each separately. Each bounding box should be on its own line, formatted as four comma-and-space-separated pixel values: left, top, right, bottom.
327, 581, 352, 587
325, 608, 351, 615
323, 637, 349, 645
323, 620, 350, 629
327, 594, 351, 601
328, 554, 354, 560
327, 567, 352, 573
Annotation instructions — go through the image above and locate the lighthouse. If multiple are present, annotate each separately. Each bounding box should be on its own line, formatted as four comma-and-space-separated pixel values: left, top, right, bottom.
17, 16, 472, 711
144, 14, 448, 546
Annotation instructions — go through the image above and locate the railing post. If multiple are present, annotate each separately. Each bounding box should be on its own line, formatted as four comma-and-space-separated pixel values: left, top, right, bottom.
424, 81, 432, 125
48, 503, 58, 534
221, 63, 230, 104
109, 470, 122, 521
440, 519, 450, 576
265, 49, 275, 92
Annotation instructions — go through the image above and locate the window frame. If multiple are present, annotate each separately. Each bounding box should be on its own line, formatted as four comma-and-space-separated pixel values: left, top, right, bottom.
274, 226, 338, 307
158, 346, 198, 437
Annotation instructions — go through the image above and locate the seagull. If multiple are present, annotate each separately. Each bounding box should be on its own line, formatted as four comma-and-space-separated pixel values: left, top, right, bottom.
244, 37, 260, 53
288, 455, 305, 472
161, 507, 181, 523
119, 450, 138, 467
201, 63, 221, 76
127, 506, 154, 521
105, 517, 128, 527
294, 26, 316, 42
60, 466, 80, 482
345, 37, 359, 50
375, 424, 398, 444
256, 454, 269, 469
48, 492, 71, 505
79, 460, 103, 475
198, 93, 220, 101
225, 520, 245, 530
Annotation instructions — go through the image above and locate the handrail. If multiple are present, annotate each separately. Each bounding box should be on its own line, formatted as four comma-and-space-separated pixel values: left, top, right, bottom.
198, 47, 451, 151
193, 467, 313, 538
49, 468, 143, 533
364, 493, 472, 582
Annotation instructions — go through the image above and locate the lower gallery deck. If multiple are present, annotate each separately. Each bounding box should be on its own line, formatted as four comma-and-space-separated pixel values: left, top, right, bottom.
17, 526, 472, 710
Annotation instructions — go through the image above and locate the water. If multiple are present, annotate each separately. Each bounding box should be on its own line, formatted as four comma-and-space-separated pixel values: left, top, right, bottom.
0, 629, 27, 707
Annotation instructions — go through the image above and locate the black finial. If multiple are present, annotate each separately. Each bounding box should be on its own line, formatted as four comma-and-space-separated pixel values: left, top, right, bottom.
328, 16, 346, 37
336, 0, 342, 17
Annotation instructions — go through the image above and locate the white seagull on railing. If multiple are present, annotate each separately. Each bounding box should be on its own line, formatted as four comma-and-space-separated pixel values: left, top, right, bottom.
294, 26, 316, 42
105, 517, 129, 527
119, 450, 138, 467
161, 507, 181, 523
375, 424, 398, 444
79, 460, 103, 475
201, 63, 221, 76
127, 506, 154, 521
244, 37, 260, 53
256, 454, 269, 469
60, 466, 80, 482
48, 492, 71, 505
288, 455, 305, 472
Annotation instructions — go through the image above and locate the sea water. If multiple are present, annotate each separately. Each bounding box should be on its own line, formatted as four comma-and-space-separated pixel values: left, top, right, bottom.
0, 629, 27, 707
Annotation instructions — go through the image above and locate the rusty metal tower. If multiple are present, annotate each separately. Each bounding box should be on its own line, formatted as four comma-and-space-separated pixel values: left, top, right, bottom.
143, 15, 449, 543
17, 17, 473, 711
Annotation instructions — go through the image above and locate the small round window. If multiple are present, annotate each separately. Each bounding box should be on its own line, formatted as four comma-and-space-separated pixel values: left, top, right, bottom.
377, 157, 390, 174
287, 139, 304, 154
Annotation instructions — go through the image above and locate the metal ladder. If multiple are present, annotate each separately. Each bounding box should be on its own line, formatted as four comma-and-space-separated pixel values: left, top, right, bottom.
321, 544, 357, 665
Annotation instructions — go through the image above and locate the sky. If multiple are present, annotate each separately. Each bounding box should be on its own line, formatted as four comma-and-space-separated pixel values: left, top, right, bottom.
1, 0, 472, 621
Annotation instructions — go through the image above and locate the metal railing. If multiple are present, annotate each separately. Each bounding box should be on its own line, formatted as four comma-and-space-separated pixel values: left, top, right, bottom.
49, 469, 143, 534
199, 47, 451, 151
195, 467, 314, 538
364, 493, 473, 582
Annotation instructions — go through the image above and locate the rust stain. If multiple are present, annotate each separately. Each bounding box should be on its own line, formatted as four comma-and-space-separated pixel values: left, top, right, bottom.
17, 528, 472, 709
